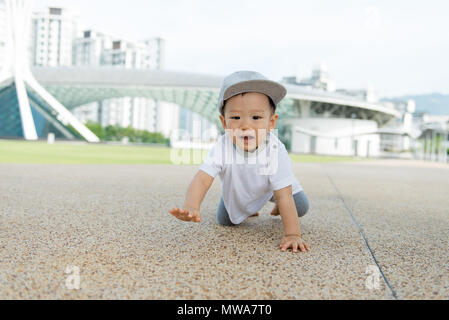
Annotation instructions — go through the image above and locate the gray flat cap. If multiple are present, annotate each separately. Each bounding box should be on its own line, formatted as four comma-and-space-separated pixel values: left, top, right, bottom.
217, 70, 287, 114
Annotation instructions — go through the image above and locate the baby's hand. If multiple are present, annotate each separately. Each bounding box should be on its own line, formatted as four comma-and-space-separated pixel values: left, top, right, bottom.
280, 234, 310, 253
168, 206, 201, 223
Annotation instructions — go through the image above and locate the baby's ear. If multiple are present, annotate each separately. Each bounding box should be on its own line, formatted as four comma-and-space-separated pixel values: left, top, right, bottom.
219, 115, 227, 129
270, 113, 279, 129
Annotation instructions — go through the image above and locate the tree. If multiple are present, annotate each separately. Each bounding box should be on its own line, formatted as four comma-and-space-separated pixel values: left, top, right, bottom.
84, 121, 169, 145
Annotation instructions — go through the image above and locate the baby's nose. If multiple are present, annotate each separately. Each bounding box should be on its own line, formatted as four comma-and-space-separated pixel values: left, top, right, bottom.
240, 127, 255, 134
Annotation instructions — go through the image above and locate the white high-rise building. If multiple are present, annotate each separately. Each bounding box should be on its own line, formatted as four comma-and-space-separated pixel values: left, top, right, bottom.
281, 62, 336, 92
99, 37, 167, 134
73, 30, 113, 67
101, 39, 162, 69
180, 107, 218, 138
30, 7, 78, 67
156, 102, 180, 138
72, 30, 178, 137
73, 32, 164, 70
70, 31, 110, 125
143, 38, 165, 70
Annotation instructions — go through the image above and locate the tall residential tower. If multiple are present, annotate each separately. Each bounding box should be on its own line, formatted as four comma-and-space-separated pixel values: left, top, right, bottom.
72, 30, 179, 137
30, 6, 78, 67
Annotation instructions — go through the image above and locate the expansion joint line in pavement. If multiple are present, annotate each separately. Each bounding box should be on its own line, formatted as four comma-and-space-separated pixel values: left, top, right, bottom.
321, 165, 399, 300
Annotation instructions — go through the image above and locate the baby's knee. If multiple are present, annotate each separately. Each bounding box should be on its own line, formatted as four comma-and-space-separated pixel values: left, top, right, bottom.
217, 216, 236, 226
216, 211, 236, 226
297, 202, 309, 217
295, 192, 310, 217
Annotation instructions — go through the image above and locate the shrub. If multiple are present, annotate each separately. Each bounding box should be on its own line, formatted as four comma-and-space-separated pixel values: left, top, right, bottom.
85, 121, 169, 144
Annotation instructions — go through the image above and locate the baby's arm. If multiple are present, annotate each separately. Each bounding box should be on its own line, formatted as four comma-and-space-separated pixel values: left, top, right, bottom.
169, 170, 214, 223
274, 185, 310, 252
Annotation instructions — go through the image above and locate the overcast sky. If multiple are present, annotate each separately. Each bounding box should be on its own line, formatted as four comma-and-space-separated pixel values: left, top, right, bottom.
33, 0, 449, 98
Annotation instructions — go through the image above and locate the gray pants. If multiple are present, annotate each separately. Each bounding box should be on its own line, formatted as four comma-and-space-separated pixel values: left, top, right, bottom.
216, 190, 310, 226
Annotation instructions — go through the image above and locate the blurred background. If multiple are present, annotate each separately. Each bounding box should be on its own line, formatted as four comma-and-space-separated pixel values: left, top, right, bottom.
0, 0, 448, 163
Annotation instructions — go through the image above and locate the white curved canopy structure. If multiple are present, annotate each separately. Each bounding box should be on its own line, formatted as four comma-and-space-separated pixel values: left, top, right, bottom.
0, 66, 401, 141
0, 0, 401, 143
30, 66, 400, 122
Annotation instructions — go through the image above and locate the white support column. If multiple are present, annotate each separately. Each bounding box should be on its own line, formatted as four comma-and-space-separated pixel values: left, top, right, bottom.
443, 124, 449, 163
430, 130, 437, 161
299, 100, 311, 118
444, 131, 449, 163
438, 132, 444, 163
15, 74, 38, 140
436, 133, 441, 162
25, 74, 100, 142
12, 0, 37, 140
0, 0, 100, 142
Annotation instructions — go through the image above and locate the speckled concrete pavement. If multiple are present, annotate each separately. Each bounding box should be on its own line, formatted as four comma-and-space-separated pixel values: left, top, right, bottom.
0, 160, 447, 299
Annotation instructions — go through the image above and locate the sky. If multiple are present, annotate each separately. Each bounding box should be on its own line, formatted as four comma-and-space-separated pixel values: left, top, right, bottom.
33, 0, 449, 98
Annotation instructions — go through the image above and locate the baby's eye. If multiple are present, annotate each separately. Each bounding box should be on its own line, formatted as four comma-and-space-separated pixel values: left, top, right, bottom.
253, 116, 262, 120
230, 116, 240, 120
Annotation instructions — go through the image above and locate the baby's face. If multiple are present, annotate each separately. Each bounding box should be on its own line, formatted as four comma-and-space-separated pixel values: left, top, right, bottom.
219, 92, 279, 152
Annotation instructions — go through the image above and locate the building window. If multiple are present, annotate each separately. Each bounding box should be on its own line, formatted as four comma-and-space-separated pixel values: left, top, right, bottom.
113, 41, 121, 50
49, 7, 62, 15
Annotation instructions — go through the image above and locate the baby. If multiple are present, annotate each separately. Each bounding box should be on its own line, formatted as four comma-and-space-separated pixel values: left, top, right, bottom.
169, 71, 310, 253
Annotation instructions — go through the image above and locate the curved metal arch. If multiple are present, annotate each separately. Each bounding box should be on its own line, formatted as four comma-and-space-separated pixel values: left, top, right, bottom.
31, 66, 401, 122
0, 65, 403, 141
41, 85, 310, 130
43, 85, 221, 125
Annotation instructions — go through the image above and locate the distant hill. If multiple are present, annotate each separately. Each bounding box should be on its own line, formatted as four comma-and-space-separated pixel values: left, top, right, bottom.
382, 93, 449, 115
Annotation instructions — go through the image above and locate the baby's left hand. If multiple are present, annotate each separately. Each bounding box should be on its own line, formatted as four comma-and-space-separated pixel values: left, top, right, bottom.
280, 234, 310, 253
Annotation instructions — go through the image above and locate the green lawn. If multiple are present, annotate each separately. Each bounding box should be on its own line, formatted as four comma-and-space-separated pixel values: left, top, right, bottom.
289, 153, 365, 163
0, 139, 365, 164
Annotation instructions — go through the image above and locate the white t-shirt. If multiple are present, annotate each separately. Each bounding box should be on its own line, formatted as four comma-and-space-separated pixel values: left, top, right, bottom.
199, 131, 303, 224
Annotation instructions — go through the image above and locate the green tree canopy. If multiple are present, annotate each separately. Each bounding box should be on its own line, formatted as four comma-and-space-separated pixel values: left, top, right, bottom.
85, 121, 169, 145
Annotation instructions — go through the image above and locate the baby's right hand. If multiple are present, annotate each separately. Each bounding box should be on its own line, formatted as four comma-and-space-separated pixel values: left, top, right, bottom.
168, 206, 201, 223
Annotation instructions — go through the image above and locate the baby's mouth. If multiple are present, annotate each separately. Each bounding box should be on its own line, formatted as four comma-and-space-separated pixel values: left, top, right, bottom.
240, 135, 255, 143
